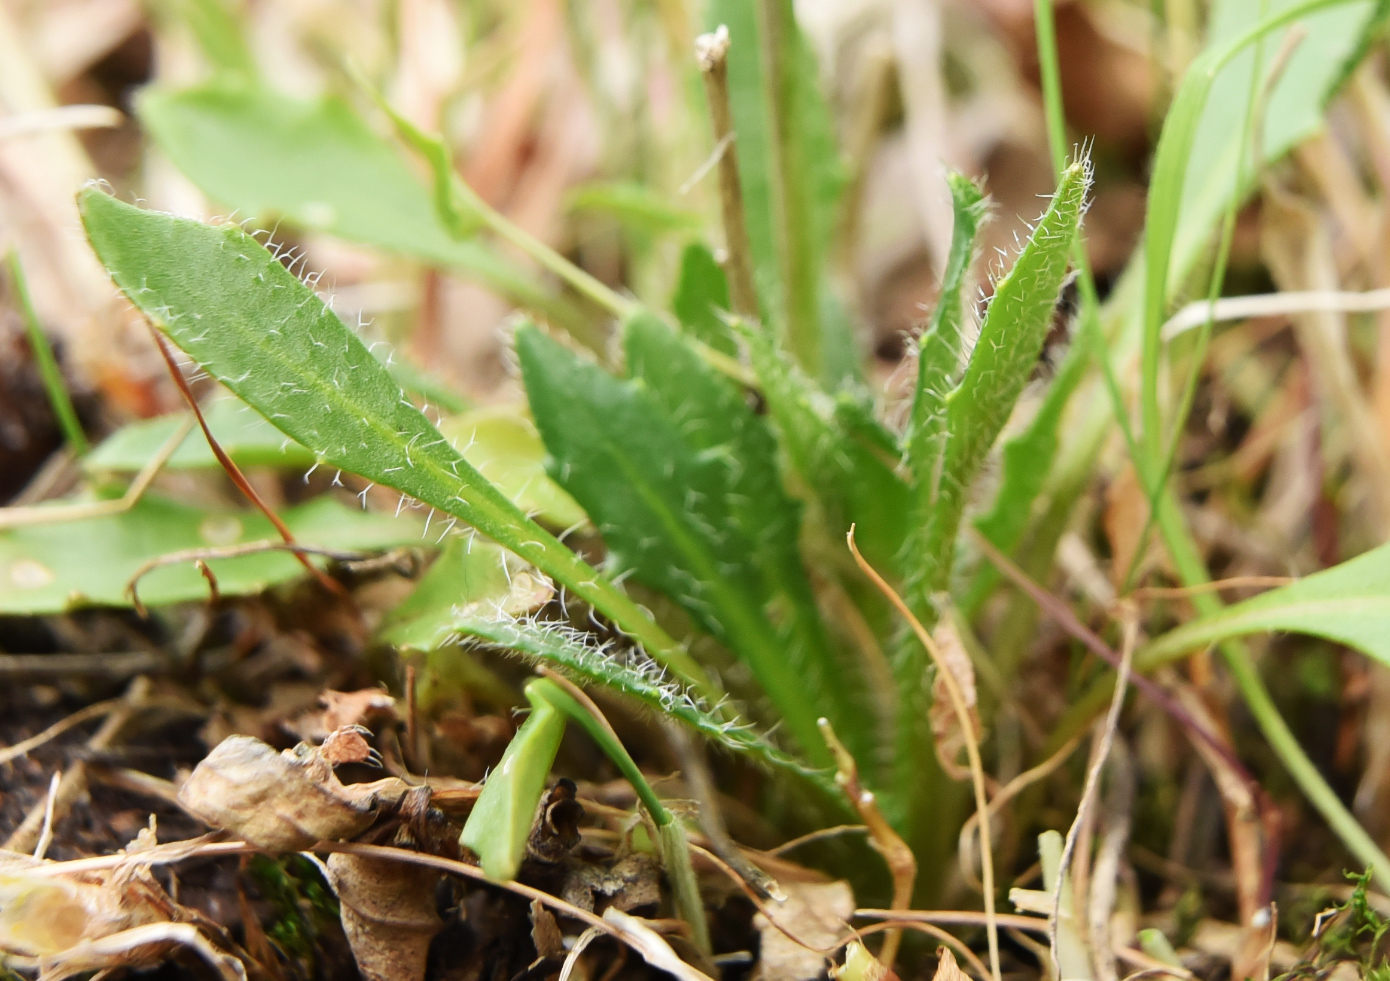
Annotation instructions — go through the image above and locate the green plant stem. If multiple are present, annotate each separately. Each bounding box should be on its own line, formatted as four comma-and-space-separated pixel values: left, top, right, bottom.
1124, 0, 1269, 591
755, 0, 821, 378
7, 251, 88, 455
528, 678, 711, 953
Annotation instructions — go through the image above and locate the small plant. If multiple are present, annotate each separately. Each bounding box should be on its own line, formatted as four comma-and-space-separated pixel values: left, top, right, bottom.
10, 0, 1390, 977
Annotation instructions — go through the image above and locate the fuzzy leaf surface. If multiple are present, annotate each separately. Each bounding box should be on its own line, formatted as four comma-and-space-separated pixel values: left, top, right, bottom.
79, 189, 712, 696
517, 323, 830, 766
624, 314, 877, 760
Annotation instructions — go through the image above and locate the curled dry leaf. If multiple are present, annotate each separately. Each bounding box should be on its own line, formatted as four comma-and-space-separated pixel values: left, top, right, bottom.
0, 852, 247, 981
327, 853, 441, 981
321, 688, 400, 732
929, 621, 983, 781
320, 725, 379, 766
931, 947, 971, 981
178, 734, 383, 850
528, 777, 585, 864
326, 787, 451, 981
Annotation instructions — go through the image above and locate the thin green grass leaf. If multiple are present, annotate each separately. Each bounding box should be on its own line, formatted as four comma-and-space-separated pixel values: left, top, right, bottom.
79, 189, 714, 699
1137, 541, 1390, 670
705, 0, 845, 379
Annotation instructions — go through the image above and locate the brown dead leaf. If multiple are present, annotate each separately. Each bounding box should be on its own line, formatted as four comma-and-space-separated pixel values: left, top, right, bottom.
929, 621, 982, 781
326, 852, 441, 981
177, 735, 380, 851
320, 725, 378, 766
562, 853, 662, 914
321, 689, 399, 732
932, 947, 970, 981
530, 898, 564, 960
754, 880, 853, 981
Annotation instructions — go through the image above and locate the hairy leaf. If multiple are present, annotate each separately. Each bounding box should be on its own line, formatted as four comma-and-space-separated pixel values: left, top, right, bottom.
624, 313, 877, 761
904, 173, 987, 481
79, 190, 713, 697
0, 494, 419, 614
86, 398, 315, 472
437, 406, 587, 530
517, 322, 830, 766
911, 159, 1091, 596
737, 320, 910, 575
671, 243, 735, 355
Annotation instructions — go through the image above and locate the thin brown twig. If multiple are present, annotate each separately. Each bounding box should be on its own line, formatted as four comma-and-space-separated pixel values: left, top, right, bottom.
0, 698, 124, 765
0, 415, 194, 530
967, 527, 1283, 904
1128, 576, 1294, 601
958, 733, 1085, 891
695, 26, 759, 319
767, 823, 869, 856
820, 717, 914, 971
148, 329, 346, 603
125, 541, 375, 616
1049, 611, 1136, 978
847, 527, 1002, 981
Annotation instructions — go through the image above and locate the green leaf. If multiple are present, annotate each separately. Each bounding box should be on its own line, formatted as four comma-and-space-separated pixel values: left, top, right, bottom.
451, 606, 828, 786
86, 398, 315, 472
623, 313, 878, 762
0, 494, 419, 614
904, 173, 987, 480
705, 0, 846, 378
566, 181, 703, 234
377, 536, 548, 653
1139, 542, 1390, 669
437, 406, 588, 530
79, 189, 714, 700
671, 243, 735, 355
137, 82, 554, 312
736, 320, 910, 575
1141, 0, 1378, 468
911, 159, 1091, 596
516, 322, 831, 766
175, 0, 255, 77
458, 686, 565, 880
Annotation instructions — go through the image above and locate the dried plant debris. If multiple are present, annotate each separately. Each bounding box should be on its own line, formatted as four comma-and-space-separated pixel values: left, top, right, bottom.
177, 732, 401, 851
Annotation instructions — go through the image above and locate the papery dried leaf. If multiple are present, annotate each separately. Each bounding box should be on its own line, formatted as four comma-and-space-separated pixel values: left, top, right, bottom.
320, 726, 377, 766
38, 921, 247, 981
178, 735, 379, 850
320, 689, 399, 732
0, 870, 155, 957
931, 947, 970, 981
530, 899, 564, 960
754, 880, 854, 981
1103, 464, 1148, 591
326, 852, 442, 981
928, 621, 982, 781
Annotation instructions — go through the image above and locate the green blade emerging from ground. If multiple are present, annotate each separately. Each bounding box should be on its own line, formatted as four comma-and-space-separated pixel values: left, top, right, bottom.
78, 189, 715, 706
1139, 541, 1390, 669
